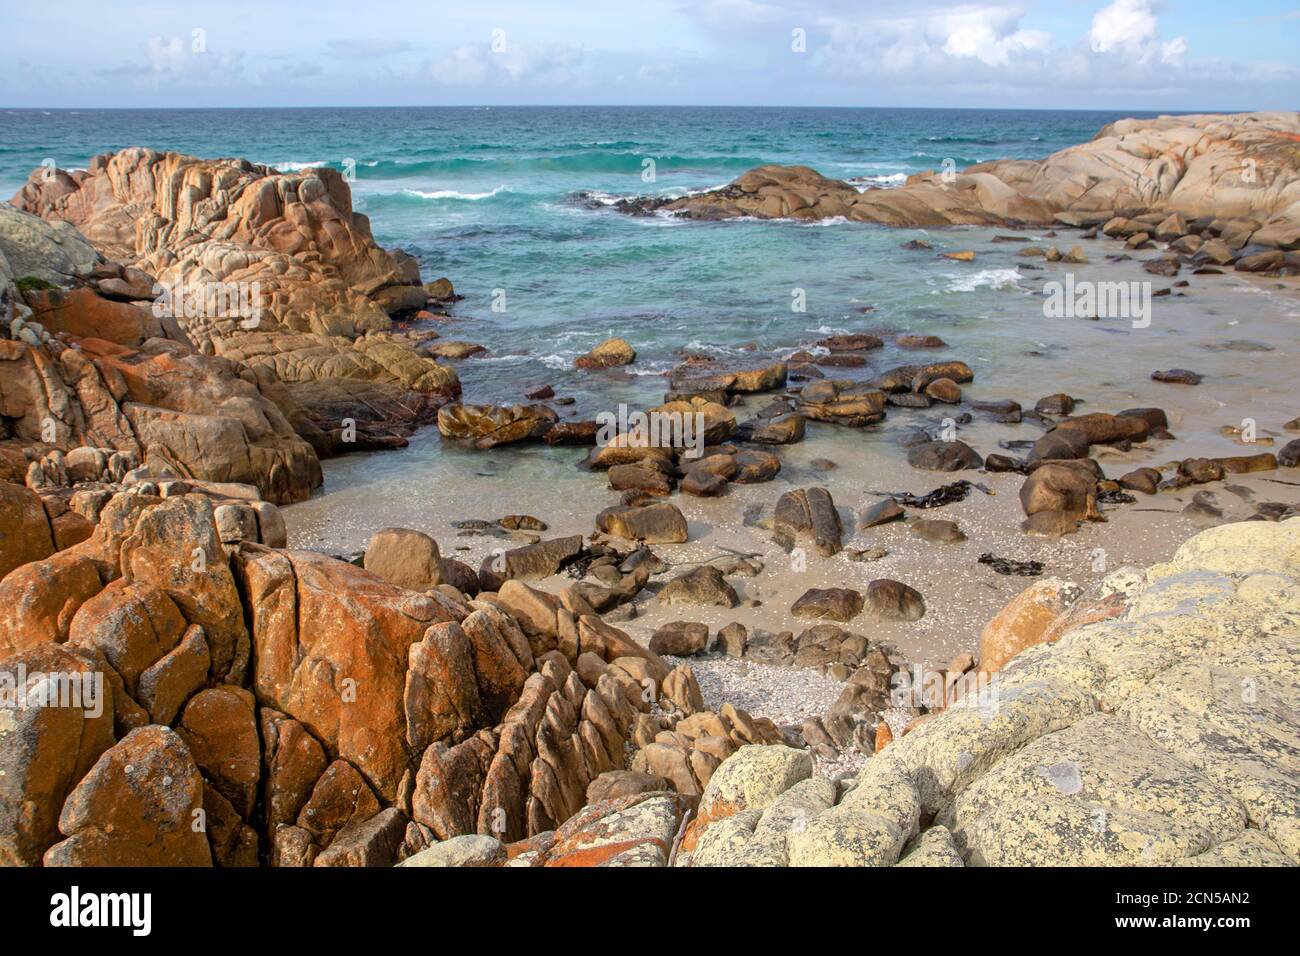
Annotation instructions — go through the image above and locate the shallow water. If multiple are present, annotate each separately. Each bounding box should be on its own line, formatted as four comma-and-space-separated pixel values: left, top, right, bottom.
285, 232, 1299, 559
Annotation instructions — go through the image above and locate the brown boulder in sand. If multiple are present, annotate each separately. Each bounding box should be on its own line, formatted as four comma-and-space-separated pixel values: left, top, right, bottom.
597, 503, 689, 544
1019, 462, 1100, 537
649, 621, 710, 656
791, 587, 864, 623
772, 486, 843, 557
864, 579, 926, 622
657, 566, 738, 608
907, 440, 983, 472
978, 578, 1082, 675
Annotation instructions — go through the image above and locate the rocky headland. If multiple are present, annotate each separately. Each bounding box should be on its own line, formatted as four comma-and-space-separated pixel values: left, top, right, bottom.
606, 111, 1300, 266
2, 113, 1298, 867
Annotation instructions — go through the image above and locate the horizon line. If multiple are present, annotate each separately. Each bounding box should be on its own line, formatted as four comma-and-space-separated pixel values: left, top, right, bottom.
0, 103, 1268, 115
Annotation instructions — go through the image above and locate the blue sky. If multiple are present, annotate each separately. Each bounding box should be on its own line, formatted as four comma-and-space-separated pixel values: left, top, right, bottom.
2, 0, 1297, 109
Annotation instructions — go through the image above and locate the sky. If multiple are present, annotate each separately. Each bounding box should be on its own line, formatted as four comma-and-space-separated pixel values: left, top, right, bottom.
2, 0, 1298, 110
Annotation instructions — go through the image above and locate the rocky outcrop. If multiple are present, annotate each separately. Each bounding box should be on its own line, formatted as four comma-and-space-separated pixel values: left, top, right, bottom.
575, 338, 635, 370
1, 332, 320, 504
1, 200, 328, 502
0, 486, 679, 867
611, 113, 1300, 246
10, 149, 460, 450
12, 148, 428, 339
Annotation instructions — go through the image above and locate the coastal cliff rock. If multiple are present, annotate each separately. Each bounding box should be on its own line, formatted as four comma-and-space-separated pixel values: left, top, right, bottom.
12, 148, 423, 340
613, 112, 1300, 246
2, 166, 470, 500
11, 149, 460, 443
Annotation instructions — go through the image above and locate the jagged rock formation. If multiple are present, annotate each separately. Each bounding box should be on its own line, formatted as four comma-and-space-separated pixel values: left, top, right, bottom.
13, 148, 425, 342
2, 160, 467, 500
0, 487, 686, 867
0, 212, 321, 503
10, 148, 460, 437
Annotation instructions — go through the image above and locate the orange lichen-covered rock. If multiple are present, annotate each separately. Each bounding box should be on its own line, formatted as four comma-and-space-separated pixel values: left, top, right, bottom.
44, 725, 212, 867
977, 578, 1082, 676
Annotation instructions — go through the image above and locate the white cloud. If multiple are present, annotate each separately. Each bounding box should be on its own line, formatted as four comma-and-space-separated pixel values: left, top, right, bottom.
936, 7, 1051, 67
1160, 35, 1188, 65
427, 41, 584, 88
1088, 0, 1187, 66
1088, 0, 1158, 53
136, 35, 249, 89
820, 6, 1062, 79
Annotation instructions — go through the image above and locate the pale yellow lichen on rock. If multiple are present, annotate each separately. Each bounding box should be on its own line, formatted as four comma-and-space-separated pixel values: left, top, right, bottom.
786, 807, 907, 867
895, 826, 964, 867
949, 713, 1247, 865
687, 809, 763, 867
683, 517, 1300, 867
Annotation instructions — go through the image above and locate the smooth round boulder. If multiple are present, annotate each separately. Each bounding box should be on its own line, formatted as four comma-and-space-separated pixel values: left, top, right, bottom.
911, 518, 966, 544
575, 337, 636, 369
791, 587, 864, 623
864, 579, 926, 621
364, 528, 442, 590
924, 378, 962, 404
907, 440, 983, 472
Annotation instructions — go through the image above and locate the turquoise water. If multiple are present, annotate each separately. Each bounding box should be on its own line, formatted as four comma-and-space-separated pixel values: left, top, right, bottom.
2, 105, 1167, 406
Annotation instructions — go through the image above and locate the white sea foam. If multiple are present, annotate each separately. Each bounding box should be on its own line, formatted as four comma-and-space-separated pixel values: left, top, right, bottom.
684, 340, 750, 356
626, 363, 674, 376
405, 186, 510, 201
266, 160, 330, 171
849, 172, 907, 191
939, 268, 1022, 293
538, 353, 576, 370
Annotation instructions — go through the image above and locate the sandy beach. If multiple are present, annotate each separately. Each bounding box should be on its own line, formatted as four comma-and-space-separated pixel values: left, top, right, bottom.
284, 227, 1300, 699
